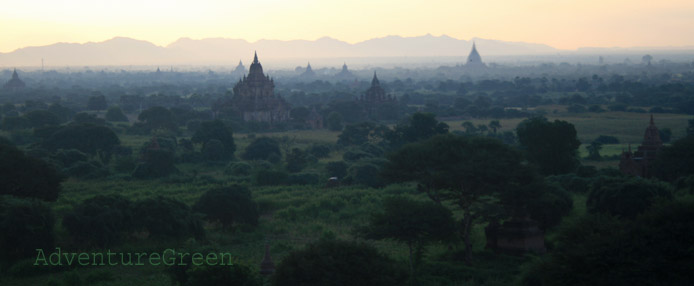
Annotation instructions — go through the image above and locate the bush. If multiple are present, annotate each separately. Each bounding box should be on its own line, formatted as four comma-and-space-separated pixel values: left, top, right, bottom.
345, 162, 384, 188
287, 172, 321, 185
253, 169, 288, 186
133, 196, 204, 239
62, 195, 134, 247
325, 161, 348, 178
307, 144, 331, 158
225, 162, 252, 176
273, 240, 407, 286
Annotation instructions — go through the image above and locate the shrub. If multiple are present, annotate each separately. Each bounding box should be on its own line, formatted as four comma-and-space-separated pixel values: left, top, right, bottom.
193, 185, 259, 229
0, 197, 55, 263
62, 195, 134, 247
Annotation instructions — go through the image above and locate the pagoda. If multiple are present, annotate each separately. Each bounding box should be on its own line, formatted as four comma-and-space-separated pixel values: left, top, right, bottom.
3, 69, 26, 90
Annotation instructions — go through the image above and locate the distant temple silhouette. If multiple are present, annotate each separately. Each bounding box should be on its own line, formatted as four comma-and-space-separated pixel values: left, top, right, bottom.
357, 72, 397, 118
465, 42, 486, 68
335, 63, 354, 79
3, 69, 26, 90
229, 52, 290, 123
619, 115, 663, 177
300, 62, 315, 78
233, 60, 246, 74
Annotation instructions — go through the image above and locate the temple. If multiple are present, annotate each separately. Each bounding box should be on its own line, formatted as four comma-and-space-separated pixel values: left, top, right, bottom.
619, 115, 663, 177
335, 63, 354, 79
230, 52, 290, 123
359, 72, 395, 104
233, 60, 246, 74
300, 62, 315, 78
3, 69, 26, 90
465, 42, 486, 68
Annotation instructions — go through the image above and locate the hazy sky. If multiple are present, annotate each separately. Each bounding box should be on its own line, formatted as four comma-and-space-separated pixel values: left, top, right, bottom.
1, 0, 693, 53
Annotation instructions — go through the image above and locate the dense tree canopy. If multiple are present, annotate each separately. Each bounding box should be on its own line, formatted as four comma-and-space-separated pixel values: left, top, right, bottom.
192, 185, 259, 229
0, 143, 63, 201
62, 195, 135, 248
516, 117, 581, 175
191, 120, 235, 160
242, 137, 281, 162
0, 197, 55, 263
382, 134, 526, 263
273, 240, 407, 286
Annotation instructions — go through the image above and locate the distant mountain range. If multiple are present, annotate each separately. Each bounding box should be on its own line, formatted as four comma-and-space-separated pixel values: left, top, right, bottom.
0, 35, 559, 67
1, 35, 692, 67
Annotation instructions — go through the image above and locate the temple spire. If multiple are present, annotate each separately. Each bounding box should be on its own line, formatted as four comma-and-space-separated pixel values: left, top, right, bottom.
372, 72, 379, 86
253, 51, 259, 64
650, 114, 654, 125
12, 68, 18, 79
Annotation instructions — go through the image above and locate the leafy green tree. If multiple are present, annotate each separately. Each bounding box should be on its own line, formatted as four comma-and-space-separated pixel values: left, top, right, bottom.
192, 185, 259, 229
105, 106, 128, 122
326, 111, 344, 131
461, 121, 477, 134
62, 195, 134, 247
345, 162, 385, 188
382, 134, 525, 263
387, 112, 449, 147
290, 106, 310, 122
585, 141, 603, 160
337, 122, 388, 146
285, 148, 308, 173
488, 120, 501, 134
517, 117, 581, 175
653, 135, 694, 181
133, 196, 204, 239
87, 94, 108, 110
42, 124, 120, 157
587, 176, 672, 219
360, 197, 455, 281
273, 240, 407, 286
520, 199, 694, 286
0, 143, 63, 201
72, 112, 106, 125
191, 120, 235, 160
48, 103, 75, 123
0, 197, 55, 263
201, 139, 225, 162
242, 137, 281, 162
138, 106, 176, 131
24, 110, 60, 128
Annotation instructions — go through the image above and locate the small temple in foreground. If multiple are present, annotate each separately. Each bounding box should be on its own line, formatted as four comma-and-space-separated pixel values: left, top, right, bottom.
619, 115, 663, 177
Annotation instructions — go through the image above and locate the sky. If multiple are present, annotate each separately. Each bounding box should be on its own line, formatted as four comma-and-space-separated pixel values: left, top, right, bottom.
1, 0, 693, 53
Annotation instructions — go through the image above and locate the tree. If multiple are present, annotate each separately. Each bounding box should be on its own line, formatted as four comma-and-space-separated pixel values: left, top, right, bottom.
24, 110, 60, 128
273, 240, 407, 286
0, 143, 63, 201
382, 134, 525, 263
488, 120, 501, 134
337, 122, 387, 146
0, 197, 55, 263
325, 161, 348, 178
387, 112, 449, 147
87, 94, 108, 110
105, 106, 129, 122
326, 111, 343, 131
42, 124, 120, 162
191, 120, 236, 160
520, 199, 694, 286
192, 185, 259, 229
241, 137, 281, 162
687, 119, 694, 136
516, 117, 580, 175
290, 106, 310, 122
133, 196, 204, 239
585, 141, 603, 160
132, 138, 178, 179
138, 106, 176, 131
62, 195, 134, 247
587, 176, 673, 219
461, 121, 477, 135
359, 197, 455, 282
652, 135, 694, 181
285, 148, 308, 173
